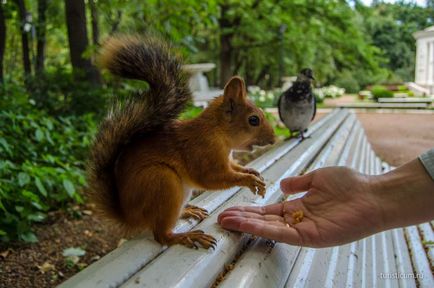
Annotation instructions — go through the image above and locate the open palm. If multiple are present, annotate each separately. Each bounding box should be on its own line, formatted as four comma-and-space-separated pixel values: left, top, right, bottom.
218, 167, 385, 248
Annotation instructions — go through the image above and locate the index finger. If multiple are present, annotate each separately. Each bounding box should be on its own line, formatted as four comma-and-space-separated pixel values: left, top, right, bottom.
220, 216, 302, 245
221, 202, 284, 215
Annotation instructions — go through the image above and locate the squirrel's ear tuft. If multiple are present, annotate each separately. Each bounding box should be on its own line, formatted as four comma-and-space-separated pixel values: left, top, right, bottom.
223, 76, 246, 105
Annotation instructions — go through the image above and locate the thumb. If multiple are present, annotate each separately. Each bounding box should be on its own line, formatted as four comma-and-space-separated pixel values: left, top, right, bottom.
280, 172, 314, 194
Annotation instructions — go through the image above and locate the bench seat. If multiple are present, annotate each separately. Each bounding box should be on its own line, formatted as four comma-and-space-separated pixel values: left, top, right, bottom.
59, 109, 434, 288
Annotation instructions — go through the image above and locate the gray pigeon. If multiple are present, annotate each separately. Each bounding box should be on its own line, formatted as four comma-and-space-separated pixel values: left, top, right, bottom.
278, 68, 316, 140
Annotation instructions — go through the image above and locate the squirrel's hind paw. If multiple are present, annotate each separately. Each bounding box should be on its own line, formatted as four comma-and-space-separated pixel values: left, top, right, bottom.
169, 230, 217, 250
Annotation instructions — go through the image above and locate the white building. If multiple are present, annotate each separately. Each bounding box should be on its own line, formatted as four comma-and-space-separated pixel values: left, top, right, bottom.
414, 26, 434, 95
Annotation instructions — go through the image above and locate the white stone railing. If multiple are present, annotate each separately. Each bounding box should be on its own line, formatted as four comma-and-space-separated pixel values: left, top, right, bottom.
407, 82, 431, 96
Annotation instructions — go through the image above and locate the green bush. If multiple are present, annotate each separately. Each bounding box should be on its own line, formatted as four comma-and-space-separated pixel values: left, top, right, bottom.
334, 72, 360, 94
179, 105, 203, 120
25, 69, 108, 115
0, 108, 97, 242
371, 85, 394, 100
248, 87, 281, 108
313, 91, 324, 104
398, 85, 408, 92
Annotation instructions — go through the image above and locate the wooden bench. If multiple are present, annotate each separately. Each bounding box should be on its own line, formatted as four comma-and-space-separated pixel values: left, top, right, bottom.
59, 109, 434, 288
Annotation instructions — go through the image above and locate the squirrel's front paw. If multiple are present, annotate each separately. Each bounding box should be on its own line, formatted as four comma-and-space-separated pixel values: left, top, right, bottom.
244, 175, 266, 198
181, 205, 209, 221
244, 168, 263, 179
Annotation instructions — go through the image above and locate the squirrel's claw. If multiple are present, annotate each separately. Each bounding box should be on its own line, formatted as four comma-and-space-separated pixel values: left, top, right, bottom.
178, 230, 217, 250
181, 205, 209, 221
245, 174, 266, 198
245, 168, 262, 179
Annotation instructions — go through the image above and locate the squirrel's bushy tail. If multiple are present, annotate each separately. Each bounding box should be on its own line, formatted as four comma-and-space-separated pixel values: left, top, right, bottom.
87, 35, 191, 232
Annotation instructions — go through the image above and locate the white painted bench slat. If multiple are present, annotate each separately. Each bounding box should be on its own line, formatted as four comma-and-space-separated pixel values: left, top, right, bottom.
405, 226, 434, 288
59, 109, 434, 288
392, 228, 417, 288
419, 223, 434, 265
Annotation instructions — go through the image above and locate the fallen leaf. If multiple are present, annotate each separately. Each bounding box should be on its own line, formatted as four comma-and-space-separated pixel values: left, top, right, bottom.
117, 238, 127, 247
77, 262, 88, 270
82, 210, 93, 216
63, 247, 86, 257
65, 255, 80, 265
0, 249, 11, 259
87, 203, 96, 209
90, 255, 101, 262
37, 262, 56, 274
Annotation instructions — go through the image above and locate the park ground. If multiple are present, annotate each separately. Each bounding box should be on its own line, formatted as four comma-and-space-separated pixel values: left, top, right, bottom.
1, 97, 434, 288
321, 95, 434, 166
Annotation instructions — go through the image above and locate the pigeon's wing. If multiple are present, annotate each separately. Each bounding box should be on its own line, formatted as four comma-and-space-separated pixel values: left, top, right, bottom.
277, 93, 284, 122
311, 93, 317, 121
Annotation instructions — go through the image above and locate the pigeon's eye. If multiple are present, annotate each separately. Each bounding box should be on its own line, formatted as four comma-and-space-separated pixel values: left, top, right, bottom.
248, 115, 260, 126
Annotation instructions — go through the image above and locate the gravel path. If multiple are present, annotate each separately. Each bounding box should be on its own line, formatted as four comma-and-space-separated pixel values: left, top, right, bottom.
356, 111, 434, 167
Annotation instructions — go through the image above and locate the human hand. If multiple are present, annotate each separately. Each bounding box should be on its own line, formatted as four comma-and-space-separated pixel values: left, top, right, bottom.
218, 167, 385, 247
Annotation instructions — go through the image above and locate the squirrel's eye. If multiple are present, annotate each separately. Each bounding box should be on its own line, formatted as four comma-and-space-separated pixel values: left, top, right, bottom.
248, 115, 260, 126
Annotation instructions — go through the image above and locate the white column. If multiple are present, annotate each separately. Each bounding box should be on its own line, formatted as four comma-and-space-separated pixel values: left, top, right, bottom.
427, 41, 432, 85
428, 40, 434, 94
432, 41, 434, 85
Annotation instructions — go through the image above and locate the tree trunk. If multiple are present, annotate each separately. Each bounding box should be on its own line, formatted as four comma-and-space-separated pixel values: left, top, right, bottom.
64, 0, 100, 85
15, 0, 32, 78
218, 4, 233, 88
109, 10, 122, 35
36, 0, 47, 74
254, 65, 270, 86
89, 0, 99, 46
0, 3, 6, 82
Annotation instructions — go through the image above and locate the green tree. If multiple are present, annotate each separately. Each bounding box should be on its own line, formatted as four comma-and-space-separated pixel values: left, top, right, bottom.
0, 2, 6, 82
64, 0, 100, 85
359, 2, 431, 82
35, 0, 47, 74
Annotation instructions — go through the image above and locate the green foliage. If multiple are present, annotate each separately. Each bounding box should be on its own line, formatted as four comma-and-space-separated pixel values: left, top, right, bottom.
26, 69, 108, 115
248, 87, 280, 108
263, 112, 289, 139
371, 85, 394, 100
334, 71, 361, 94
313, 92, 324, 104
398, 85, 408, 92
0, 108, 96, 242
179, 105, 203, 120
357, 2, 431, 82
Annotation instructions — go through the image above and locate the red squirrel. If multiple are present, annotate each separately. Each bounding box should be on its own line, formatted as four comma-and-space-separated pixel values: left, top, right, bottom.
87, 35, 276, 249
